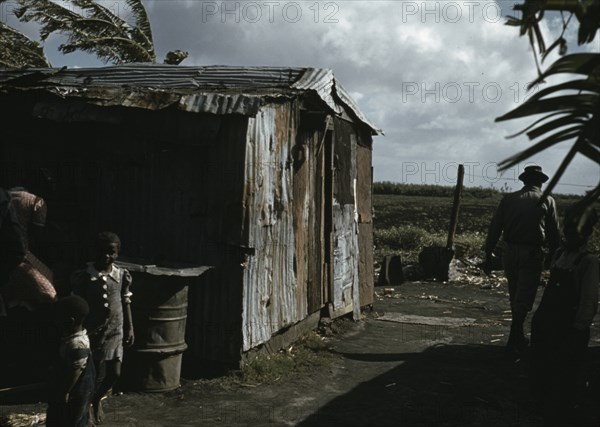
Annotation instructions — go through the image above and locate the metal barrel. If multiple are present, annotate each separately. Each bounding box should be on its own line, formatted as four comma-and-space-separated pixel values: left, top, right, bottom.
125, 272, 190, 392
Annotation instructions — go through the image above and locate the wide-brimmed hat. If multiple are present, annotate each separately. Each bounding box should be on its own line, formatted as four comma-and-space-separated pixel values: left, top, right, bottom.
518, 165, 549, 183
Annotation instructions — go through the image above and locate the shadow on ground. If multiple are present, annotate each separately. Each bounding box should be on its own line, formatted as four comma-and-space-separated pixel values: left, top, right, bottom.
299, 343, 600, 427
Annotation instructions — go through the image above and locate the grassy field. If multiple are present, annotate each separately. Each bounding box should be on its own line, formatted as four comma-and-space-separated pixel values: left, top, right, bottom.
373, 183, 600, 265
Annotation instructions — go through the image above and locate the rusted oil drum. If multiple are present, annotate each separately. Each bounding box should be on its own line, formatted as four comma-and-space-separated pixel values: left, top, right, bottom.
118, 262, 210, 392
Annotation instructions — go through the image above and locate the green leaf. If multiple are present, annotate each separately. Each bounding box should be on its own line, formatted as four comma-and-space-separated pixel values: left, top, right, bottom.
496, 94, 597, 121
540, 142, 579, 198
526, 116, 585, 140
529, 53, 600, 87
499, 128, 581, 170
526, 79, 600, 103
504, 111, 569, 138
541, 37, 566, 62
15, 0, 156, 64
505, 15, 522, 26
578, 142, 600, 163
0, 20, 51, 67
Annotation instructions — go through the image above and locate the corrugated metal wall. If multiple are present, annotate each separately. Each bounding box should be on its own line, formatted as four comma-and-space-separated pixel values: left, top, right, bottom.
0, 92, 374, 369
0, 96, 248, 371
241, 102, 309, 351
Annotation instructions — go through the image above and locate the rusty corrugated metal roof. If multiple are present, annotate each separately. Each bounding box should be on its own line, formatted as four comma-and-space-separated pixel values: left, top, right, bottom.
0, 64, 380, 134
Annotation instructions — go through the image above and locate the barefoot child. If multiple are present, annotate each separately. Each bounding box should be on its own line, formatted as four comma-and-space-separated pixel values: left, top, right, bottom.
72, 232, 133, 424
46, 296, 95, 427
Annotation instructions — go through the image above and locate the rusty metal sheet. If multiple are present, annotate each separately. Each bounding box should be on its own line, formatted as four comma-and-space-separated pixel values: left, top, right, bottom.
0, 65, 307, 88
0, 65, 380, 133
241, 103, 308, 351
334, 83, 382, 136
330, 203, 360, 320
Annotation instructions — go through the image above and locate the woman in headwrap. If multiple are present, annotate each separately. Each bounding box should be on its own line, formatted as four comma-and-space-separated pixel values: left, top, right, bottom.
4, 185, 57, 309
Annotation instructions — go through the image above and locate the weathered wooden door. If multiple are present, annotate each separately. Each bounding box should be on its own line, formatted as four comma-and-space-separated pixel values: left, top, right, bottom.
293, 114, 329, 315
327, 119, 360, 320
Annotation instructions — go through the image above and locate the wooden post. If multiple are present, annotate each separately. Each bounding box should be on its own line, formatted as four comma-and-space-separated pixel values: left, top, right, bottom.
446, 164, 464, 250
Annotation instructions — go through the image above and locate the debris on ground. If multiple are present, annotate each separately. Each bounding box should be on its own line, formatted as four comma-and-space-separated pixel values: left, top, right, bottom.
445, 258, 509, 289
375, 257, 508, 297
0, 413, 45, 427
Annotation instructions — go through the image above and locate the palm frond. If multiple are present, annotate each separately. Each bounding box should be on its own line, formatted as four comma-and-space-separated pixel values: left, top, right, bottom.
504, 1, 600, 213
527, 53, 600, 89
504, 112, 571, 139
125, 0, 154, 56
526, 79, 600, 104
0, 20, 50, 68
497, 73, 600, 196
526, 116, 586, 140
498, 127, 583, 171
496, 94, 597, 121
16, 0, 156, 64
539, 141, 580, 201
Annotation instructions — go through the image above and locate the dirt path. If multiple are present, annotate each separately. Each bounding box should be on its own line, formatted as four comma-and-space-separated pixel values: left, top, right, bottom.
3, 280, 600, 426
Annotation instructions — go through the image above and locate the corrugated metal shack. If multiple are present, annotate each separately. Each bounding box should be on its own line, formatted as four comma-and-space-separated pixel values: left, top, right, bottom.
0, 65, 379, 373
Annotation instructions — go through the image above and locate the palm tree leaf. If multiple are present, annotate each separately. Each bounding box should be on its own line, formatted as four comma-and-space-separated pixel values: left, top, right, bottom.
527, 27, 544, 75
539, 119, 600, 200
528, 53, 600, 88
525, 79, 600, 104
533, 21, 546, 53
541, 37, 566, 62
15, 0, 156, 64
526, 116, 585, 140
501, 3, 600, 209
0, 20, 50, 67
125, 0, 154, 48
578, 141, 600, 163
540, 141, 580, 198
63, 1, 152, 63
504, 111, 571, 138
498, 127, 582, 170
71, 0, 127, 28
496, 94, 597, 121
578, 10, 600, 44
16, 0, 87, 40
505, 15, 523, 26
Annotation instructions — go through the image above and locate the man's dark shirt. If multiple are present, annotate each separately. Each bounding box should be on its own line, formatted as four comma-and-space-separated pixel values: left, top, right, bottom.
485, 185, 560, 254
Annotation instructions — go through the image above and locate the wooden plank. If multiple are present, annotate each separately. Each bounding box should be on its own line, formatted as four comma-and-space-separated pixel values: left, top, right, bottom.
446, 164, 465, 249
358, 222, 374, 305
377, 313, 476, 327
0, 382, 46, 395
356, 144, 374, 306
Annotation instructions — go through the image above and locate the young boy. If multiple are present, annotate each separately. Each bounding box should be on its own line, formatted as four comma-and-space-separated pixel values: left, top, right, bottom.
71, 232, 133, 425
46, 295, 95, 427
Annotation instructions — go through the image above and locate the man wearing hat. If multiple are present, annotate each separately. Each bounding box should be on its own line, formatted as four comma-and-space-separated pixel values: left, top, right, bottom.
484, 165, 561, 355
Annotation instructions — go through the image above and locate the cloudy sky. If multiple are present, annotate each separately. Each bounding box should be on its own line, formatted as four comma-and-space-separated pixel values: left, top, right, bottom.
4, 0, 600, 194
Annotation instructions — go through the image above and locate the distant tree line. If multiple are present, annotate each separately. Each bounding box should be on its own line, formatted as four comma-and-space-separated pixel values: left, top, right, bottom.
373, 181, 582, 200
